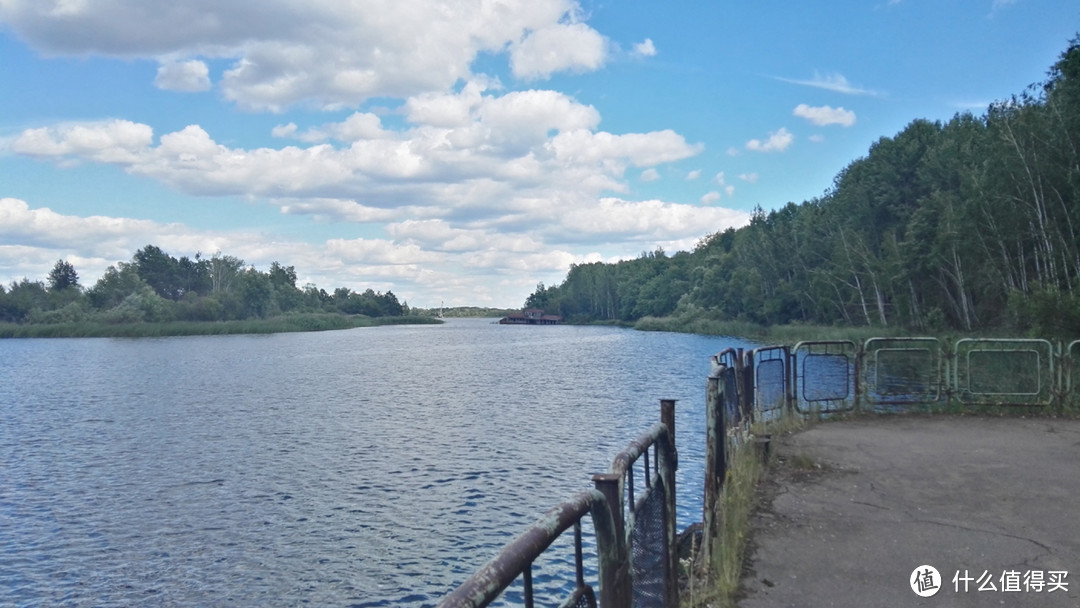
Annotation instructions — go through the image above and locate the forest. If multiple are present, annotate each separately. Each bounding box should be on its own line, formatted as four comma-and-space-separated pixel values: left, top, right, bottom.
525, 36, 1080, 338
0, 245, 409, 328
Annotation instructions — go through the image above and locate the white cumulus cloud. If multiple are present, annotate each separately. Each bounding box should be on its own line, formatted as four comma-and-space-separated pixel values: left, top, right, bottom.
632, 38, 657, 57
556, 197, 747, 242
13, 96, 689, 204
11, 119, 154, 164
746, 127, 793, 153
8, 90, 710, 266
793, 104, 856, 127
509, 22, 608, 80
0, 0, 609, 111
154, 59, 211, 92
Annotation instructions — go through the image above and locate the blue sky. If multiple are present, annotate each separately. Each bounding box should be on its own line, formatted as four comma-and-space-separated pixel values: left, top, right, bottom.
1, 1, 1077, 308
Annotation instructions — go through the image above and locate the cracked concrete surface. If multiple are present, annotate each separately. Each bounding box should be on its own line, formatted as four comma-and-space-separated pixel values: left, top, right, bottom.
739, 416, 1080, 607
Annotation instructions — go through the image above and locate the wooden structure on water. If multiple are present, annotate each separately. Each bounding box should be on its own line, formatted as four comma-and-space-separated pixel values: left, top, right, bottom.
498, 308, 563, 325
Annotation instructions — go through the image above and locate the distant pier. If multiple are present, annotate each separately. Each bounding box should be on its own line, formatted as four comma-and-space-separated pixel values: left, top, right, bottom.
498, 308, 563, 325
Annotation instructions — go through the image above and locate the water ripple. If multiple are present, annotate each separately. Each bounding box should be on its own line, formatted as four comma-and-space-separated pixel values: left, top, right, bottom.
0, 321, 753, 606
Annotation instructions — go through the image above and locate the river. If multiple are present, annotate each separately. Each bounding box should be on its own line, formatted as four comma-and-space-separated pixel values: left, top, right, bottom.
0, 319, 755, 607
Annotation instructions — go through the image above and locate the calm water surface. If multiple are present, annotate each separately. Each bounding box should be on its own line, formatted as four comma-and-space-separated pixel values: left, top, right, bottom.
0, 319, 754, 607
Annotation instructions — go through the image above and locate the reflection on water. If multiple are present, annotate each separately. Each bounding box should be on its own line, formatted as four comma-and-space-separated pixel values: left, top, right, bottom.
0, 320, 753, 607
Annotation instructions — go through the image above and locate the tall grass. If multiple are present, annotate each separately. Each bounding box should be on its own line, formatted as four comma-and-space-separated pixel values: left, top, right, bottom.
0, 314, 441, 339
681, 435, 772, 608
713, 438, 767, 601
683, 406, 806, 608
634, 315, 907, 344
634, 311, 1070, 345
634, 315, 764, 339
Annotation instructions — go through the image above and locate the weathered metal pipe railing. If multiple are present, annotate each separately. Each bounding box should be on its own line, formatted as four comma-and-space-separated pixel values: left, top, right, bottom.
604, 399, 679, 608
437, 488, 612, 608
702, 336, 1080, 568
718, 338, 1080, 430
438, 399, 680, 608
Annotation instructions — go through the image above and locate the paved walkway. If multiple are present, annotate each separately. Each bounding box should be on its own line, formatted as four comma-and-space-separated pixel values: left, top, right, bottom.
739, 415, 1080, 607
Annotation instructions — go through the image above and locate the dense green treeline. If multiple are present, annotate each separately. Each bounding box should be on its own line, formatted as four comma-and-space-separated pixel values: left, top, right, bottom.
527, 36, 1080, 338
0, 245, 409, 328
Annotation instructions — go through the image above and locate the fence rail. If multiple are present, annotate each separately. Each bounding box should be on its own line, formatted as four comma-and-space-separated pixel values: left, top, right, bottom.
438, 401, 679, 608
607, 413, 679, 608
439, 337, 1080, 608
863, 337, 942, 405
437, 489, 607, 608
1069, 340, 1080, 396
760, 337, 1078, 418
793, 340, 857, 414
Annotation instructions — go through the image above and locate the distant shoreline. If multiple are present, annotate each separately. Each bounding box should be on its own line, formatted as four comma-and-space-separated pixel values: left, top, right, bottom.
0, 314, 443, 339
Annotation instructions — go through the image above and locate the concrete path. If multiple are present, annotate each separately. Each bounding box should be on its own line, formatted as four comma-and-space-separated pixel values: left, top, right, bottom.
739, 416, 1080, 607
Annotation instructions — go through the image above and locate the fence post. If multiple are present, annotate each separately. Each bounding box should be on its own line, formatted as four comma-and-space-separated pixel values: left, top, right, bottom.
787, 347, 797, 415
739, 349, 755, 425
786, 345, 794, 415
660, 398, 677, 470
1054, 341, 1065, 415
592, 473, 630, 608
943, 338, 956, 405
702, 369, 726, 572
659, 399, 679, 608
854, 340, 864, 413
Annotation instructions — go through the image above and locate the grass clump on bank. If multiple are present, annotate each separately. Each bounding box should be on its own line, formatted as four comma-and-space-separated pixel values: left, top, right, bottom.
678, 440, 770, 608
684, 409, 807, 608
715, 439, 768, 604
0, 314, 441, 339
682, 438, 769, 608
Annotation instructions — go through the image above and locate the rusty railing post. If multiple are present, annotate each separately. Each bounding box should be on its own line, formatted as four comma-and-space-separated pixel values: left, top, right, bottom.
741, 349, 755, 425
785, 345, 795, 415
660, 398, 677, 471
703, 368, 726, 572
854, 340, 863, 413
592, 473, 631, 608
659, 399, 679, 608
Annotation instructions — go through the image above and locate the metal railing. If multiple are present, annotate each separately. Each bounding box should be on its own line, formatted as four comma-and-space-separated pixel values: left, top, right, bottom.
1068, 340, 1080, 398
731, 337, 1080, 419
700, 336, 1080, 572
437, 488, 610, 608
792, 340, 857, 414
606, 406, 679, 608
438, 400, 679, 608
863, 337, 942, 406
952, 338, 1055, 406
